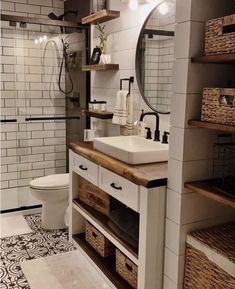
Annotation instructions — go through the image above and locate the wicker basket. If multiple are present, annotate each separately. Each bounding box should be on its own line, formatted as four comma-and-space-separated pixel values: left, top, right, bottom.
78, 176, 110, 216
205, 14, 235, 55
201, 88, 235, 125
85, 221, 115, 257
116, 249, 138, 289
184, 222, 235, 289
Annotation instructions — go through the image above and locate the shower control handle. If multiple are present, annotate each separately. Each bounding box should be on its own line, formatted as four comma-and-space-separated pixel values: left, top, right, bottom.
79, 165, 87, 171
110, 183, 122, 190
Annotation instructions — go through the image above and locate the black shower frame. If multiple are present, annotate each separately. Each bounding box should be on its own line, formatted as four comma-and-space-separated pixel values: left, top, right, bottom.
1, 13, 91, 128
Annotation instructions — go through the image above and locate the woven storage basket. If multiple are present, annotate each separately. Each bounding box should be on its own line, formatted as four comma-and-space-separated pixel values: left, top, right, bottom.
184, 222, 235, 289
78, 176, 110, 216
201, 88, 235, 125
116, 249, 138, 289
85, 221, 115, 257
205, 14, 235, 55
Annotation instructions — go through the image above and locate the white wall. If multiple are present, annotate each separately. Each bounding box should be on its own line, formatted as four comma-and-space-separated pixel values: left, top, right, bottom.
165, 0, 235, 288
91, 0, 171, 137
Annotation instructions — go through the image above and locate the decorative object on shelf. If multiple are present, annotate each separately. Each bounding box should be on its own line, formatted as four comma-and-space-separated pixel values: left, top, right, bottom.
89, 100, 107, 112
96, 23, 111, 64
212, 134, 235, 199
91, 0, 107, 14
78, 176, 110, 216
77, 176, 120, 216
205, 14, 235, 55
116, 249, 138, 289
201, 88, 235, 126
85, 221, 115, 257
108, 207, 139, 248
90, 47, 102, 64
184, 222, 235, 289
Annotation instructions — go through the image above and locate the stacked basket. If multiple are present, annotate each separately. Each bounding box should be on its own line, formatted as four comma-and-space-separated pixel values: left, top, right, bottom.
184, 222, 235, 289
201, 14, 235, 125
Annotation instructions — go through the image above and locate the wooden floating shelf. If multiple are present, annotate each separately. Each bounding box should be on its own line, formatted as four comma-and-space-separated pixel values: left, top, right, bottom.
191, 54, 235, 64
188, 120, 235, 133
82, 9, 120, 25
81, 64, 119, 71
83, 110, 113, 119
73, 199, 138, 260
73, 234, 133, 289
185, 180, 235, 209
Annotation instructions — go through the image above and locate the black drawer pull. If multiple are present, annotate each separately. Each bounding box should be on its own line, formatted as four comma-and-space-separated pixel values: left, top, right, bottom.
79, 164, 87, 171
110, 183, 122, 190
92, 231, 98, 238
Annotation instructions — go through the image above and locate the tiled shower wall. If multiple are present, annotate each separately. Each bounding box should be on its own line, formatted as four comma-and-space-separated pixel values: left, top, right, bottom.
144, 7, 175, 112
0, 0, 67, 210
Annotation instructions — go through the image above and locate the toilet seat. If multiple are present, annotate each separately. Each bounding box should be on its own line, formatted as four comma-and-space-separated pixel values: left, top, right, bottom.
30, 174, 69, 190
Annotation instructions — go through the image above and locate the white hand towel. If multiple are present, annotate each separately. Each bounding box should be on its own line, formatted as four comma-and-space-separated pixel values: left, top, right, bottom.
112, 90, 129, 126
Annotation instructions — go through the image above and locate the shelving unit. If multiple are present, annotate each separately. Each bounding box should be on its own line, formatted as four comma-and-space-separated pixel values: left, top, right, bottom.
185, 180, 235, 209
81, 64, 119, 71
188, 120, 235, 132
73, 234, 133, 289
83, 110, 113, 119
73, 199, 138, 261
82, 9, 120, 25
191, 53, 235, 64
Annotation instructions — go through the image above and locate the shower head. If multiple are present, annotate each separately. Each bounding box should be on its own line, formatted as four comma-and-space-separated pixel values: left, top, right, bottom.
47, 10, 77, 21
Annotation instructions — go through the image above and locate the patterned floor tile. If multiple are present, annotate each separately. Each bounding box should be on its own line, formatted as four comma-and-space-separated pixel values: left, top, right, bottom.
0, 214, 74, 289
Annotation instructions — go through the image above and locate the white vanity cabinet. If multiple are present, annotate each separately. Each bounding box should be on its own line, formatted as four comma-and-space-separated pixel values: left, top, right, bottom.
69, 146, 167, 289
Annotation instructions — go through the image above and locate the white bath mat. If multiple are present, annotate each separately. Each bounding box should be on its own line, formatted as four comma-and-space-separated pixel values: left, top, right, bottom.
21, 251, 112, 289
0, 215, 33, 238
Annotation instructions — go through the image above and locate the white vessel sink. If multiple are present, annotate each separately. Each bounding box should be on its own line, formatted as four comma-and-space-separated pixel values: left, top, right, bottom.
93, 136, 168, 165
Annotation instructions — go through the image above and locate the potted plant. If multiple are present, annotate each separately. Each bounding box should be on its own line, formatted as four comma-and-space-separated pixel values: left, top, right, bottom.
96, 23, 111, 64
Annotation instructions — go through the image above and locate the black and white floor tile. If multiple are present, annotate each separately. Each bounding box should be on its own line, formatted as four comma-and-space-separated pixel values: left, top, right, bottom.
0, 214, 74, 289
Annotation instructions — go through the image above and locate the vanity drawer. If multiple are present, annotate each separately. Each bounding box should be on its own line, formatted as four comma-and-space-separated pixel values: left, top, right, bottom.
72, 152, 98, 185
99, 167, 139, 212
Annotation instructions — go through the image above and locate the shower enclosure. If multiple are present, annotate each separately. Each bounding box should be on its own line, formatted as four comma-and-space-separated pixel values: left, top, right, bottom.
0, 14, 90, 212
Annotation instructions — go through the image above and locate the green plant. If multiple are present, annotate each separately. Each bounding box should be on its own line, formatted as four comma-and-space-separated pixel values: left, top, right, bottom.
96, 23, 108, 54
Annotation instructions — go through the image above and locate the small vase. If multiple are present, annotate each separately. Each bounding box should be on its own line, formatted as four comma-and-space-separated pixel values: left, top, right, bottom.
100, 54, 111, 64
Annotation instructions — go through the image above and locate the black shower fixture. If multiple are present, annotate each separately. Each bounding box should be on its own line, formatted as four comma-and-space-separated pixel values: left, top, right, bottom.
48, 10, 77, 21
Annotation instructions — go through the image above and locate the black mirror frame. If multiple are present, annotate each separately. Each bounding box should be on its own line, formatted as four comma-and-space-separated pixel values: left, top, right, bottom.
135, 4, 173, 115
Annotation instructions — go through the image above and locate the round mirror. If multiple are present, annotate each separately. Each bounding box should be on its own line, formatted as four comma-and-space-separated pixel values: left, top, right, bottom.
135, 0, 175, 114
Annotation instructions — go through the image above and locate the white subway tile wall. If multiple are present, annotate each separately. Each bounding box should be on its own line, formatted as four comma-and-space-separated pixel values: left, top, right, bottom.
166, 1, 235, 288
0, 0, 67, 210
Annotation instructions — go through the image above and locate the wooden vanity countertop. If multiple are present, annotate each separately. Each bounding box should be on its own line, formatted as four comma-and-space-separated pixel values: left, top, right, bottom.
70, 141, 167, 188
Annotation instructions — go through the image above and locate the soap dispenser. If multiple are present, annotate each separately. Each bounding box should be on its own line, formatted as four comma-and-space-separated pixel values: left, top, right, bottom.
145, 127, 152, 139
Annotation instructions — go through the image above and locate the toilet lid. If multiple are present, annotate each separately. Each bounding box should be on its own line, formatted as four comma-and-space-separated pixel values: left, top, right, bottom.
30, 174, 69, 190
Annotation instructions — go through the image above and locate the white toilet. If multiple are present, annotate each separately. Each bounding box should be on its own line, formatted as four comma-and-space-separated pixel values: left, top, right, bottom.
30, 174, 69, 230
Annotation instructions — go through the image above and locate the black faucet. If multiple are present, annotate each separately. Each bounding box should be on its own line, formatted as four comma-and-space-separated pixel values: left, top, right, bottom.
139, 110, 160, 141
